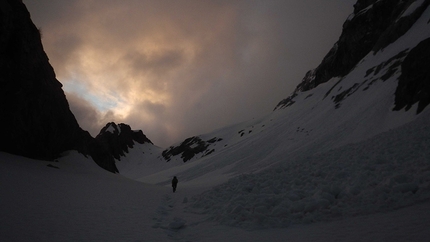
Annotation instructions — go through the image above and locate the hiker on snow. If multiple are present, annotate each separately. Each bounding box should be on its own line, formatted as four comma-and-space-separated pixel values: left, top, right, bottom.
172, 176, 178, 193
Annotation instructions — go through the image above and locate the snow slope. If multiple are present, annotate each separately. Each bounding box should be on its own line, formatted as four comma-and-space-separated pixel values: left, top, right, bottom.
2, 145, 430, 241
119, 3, 430, 188
0, 151, 171, 241
2, 2, 430, 241
115, 0, 430, 232
189, 110, 430, 229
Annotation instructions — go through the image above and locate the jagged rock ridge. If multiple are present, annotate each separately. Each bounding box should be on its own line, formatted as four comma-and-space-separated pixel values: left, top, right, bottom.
96, 122, 153, 160
276, 0, 430, 112
162, 136, 222, 162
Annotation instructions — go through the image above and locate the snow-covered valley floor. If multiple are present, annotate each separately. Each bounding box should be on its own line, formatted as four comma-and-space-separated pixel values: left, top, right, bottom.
2, 108, 430, 242
3, 1, 430, 241
2, 106, 430, 242
1, 153, 430, 242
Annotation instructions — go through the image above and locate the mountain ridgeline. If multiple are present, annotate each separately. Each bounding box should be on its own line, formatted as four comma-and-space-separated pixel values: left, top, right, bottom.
0, 0, 118, 173
108, 0, 430, 165
154, 0, 430, 164
275, 0, 430, 112
1, 0, 430, 173
0, 0, 153, 172
95, 122, 153, 161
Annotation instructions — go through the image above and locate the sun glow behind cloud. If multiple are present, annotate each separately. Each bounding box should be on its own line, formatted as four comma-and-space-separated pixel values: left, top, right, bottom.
25, 0, 355, 147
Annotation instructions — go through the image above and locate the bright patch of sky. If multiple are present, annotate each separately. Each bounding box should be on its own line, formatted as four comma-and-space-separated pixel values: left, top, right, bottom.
63, 79, 123, 113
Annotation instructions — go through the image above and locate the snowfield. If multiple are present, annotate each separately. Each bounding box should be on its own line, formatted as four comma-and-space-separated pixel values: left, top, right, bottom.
189, 110, 430, 229
2, 111, 430, 241
2, 2, 430, 242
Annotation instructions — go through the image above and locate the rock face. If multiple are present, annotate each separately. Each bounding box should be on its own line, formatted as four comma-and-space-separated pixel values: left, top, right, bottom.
276, 0, 430, 110
162, 136, 222, 162
394, 37, 430, 113
96, 122, 153, 160
0, 0, 117, 173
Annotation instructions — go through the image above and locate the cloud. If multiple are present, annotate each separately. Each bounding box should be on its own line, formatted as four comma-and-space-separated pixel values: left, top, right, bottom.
65, 92, 122, 136
24, 0, 356, 147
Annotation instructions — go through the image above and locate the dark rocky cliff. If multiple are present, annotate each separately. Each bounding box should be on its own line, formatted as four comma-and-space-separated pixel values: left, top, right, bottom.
96, 122, 153, 160
393, 37, 430, 113
0, 0, 118, 173
162, 136, 222, 162
276, 0, 430, 112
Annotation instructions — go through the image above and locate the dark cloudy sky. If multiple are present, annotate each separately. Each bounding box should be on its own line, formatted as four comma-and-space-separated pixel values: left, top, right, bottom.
24, 0, 356, 148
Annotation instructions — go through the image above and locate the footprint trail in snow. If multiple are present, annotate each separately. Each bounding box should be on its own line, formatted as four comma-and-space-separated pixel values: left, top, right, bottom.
152, 194, 191, 241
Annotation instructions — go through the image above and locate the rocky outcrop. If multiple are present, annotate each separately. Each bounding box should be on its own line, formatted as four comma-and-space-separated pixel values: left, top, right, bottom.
275, 0, 430, 110
0, 0, 118, 173
394, 38, 430, 113
162, 136, 222, 162
96, 122, 153, 160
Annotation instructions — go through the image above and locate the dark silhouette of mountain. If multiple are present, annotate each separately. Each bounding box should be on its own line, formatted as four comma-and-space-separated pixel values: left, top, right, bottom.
96, 122, 153, 160
0, 0, 118, 173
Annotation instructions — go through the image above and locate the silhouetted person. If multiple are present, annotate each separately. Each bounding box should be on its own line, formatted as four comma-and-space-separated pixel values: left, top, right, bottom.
172, 176, 178, 193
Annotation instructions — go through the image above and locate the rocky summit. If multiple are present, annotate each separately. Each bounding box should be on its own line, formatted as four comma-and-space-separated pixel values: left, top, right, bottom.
96, 122, 153, 160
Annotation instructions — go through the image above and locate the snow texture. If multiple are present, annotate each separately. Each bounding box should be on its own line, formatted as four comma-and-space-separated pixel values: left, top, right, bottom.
188, 112, 430, 229
1, 2, 430, 242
